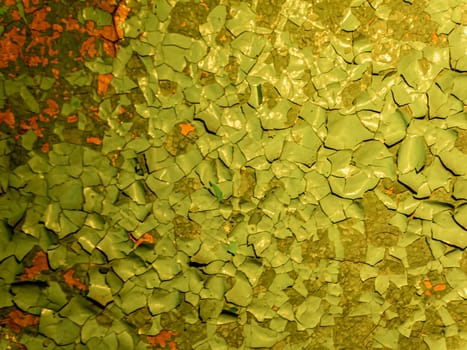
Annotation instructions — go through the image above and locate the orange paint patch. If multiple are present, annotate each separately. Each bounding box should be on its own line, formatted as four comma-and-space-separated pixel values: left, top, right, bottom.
129, 232, 154, 247
22, 0, 40, 13
52, 23, 63, 33
432, 31, 438, 44
21, 250, 49, 281
423, 280, 432, 289
61, 16, 85, 32
0, 0, 131, 145
67, 115, 78, 123
43, 99, 59, 117
432, 283, 446, 292
30, 7, 52, 32
100, 25, 118, 42
10, 9, 21, 21
0, 27, 26, 68
0, 109, 16, 129
85, 20, 97, 35
86, 136, 102, 145
19, 116, 44, 137
89, 106, 99, 120
41, 142, 50, 153
63, 269, 87, 291
147, 330, 178, 349
39, 114, 50, 123
24, 55, 48, 67
179, 122, 195, 136
51, 68, 59, 79
114, 2, 131, 40
102, 40, 117, 57
97, 0, 119, 14
97, 73, 113, 95
423, 279, 447, 296
81, 36, 98, 58
0, 310, 40, 334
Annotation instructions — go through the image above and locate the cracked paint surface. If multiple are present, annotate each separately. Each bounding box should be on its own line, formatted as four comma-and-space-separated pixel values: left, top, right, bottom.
0, 0, 466, 349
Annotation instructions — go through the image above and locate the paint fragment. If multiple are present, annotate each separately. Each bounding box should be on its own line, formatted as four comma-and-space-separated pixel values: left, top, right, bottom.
97, 73, 113, 95
179, 122, 195, 136
86, 136, 102, 145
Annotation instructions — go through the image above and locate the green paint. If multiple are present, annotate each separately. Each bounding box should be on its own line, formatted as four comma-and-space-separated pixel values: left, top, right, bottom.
227, 241, 238, 255
257, 84, 263, 105
16, 0, 27, 24
209, 181, 223, 201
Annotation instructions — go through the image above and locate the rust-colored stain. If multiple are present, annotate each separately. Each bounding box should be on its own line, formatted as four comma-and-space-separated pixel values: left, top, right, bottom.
0, 0, 130, 146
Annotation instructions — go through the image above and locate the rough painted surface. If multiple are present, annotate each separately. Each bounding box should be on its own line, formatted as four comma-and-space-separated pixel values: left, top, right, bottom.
0, 0, 466, 349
